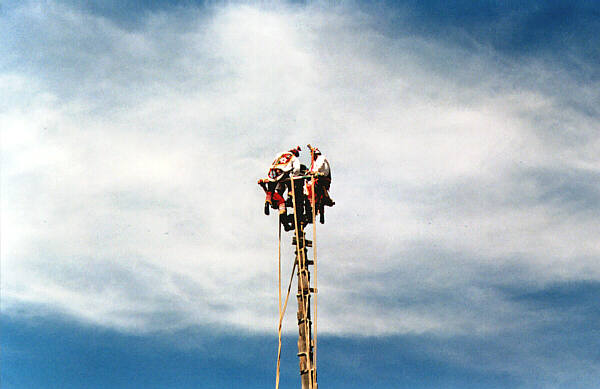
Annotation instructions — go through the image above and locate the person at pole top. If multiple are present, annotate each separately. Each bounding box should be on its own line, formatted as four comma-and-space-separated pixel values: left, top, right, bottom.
307, 145, 335, 210
258, 146, 302, 231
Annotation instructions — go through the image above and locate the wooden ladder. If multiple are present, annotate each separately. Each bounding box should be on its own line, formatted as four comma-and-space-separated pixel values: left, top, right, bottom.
293, 226, 318, 389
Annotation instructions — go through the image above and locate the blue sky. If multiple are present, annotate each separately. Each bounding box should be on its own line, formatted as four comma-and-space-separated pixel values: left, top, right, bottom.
1, 1, 599, 388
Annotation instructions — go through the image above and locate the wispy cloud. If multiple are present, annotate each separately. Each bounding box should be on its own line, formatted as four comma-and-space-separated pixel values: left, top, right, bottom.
1, 0, 599, 345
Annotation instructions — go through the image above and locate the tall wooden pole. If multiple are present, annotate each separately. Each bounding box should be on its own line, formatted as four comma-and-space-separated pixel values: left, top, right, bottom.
294, 227, 317, 389
290, 177, 317, 389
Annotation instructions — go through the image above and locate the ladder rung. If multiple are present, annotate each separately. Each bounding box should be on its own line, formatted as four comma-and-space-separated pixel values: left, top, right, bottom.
292, 237, 312, 247
299, 367, 316, 375
296, 289, 312, 297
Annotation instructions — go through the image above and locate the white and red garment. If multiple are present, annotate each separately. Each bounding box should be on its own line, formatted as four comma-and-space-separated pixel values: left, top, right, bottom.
306, 154, 331, 208
264, 151, 301, 213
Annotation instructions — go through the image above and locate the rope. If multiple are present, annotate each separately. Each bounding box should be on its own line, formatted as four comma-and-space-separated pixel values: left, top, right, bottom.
311, 174, 318, 373
309, 147, 319, 377
275, 256, 298, 389
276, 220, 282, 389
279, 221, 282, 316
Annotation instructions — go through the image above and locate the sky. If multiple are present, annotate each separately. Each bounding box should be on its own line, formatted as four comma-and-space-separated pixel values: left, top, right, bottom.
1, 0, 599, 388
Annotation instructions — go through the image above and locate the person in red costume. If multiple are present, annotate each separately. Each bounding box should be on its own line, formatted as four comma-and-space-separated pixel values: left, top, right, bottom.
258, 146, 302, 231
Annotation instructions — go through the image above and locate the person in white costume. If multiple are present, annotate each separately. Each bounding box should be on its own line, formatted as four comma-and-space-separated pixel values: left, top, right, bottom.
307, 146, 334, 214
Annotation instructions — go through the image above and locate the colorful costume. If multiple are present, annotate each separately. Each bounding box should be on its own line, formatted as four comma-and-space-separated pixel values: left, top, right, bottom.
258, 147, 302, 230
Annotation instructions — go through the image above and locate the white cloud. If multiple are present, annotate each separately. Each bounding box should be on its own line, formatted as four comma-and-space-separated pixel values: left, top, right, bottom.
2, 1, 599, 336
